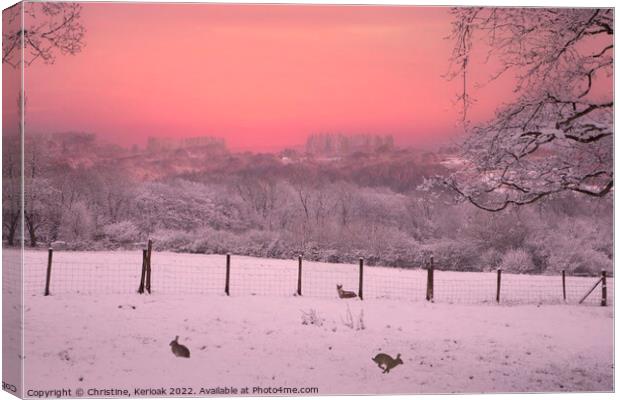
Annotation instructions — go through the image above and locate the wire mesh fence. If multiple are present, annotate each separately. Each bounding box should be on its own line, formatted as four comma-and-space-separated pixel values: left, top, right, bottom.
23, 250, 142, 295
303, 260, 360, 299
2, 248, 23, 296
14, 249, 614, 306
364, 267, 427, 301
433, 271, 497, 304
153, 253, 224, 295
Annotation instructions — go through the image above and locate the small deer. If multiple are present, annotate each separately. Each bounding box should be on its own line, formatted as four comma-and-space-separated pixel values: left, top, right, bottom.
170, 336, 190, 358
372, 353, 403, 374
336, 284, 357, 299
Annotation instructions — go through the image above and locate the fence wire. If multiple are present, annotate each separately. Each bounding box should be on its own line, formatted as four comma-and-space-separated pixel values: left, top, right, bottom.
15, 250, 614, 306
303, 260, 359, 299
2, 248, 22, 296
155, 256, 224, 295
433, 271, 497, 304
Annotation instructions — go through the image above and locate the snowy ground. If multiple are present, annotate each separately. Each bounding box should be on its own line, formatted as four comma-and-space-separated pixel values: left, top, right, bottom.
4, 250, 614, 396
22, 294, 613, 395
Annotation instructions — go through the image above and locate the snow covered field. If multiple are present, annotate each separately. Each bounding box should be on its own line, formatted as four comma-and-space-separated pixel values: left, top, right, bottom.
21, 295, 613, 395
5, 250, 615, 395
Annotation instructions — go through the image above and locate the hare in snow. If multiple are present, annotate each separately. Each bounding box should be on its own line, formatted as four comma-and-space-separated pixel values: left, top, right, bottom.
170, 336, 190, 358
336, 284, 357, 299
372, 353, 403, 373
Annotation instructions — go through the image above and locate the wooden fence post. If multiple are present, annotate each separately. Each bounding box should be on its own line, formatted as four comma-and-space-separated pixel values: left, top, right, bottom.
44, 248, 53, 296
426, 260, 430, 301
496, 269, 502, 303
601, 270, 607, 307
297, 255, 302, 296
562, 270, 566, 302
138, 249, 147, 294
358, 258, 364, 300
225, 253, 231, 296
426, 256, 434, 301
145, 239, 153, 294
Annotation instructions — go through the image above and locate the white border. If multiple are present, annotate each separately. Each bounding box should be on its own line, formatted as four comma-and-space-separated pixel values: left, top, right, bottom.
0, 2, 616, 400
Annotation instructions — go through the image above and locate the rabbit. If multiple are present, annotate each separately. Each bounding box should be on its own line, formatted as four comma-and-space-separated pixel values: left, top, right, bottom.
170, 336, 190, 358
372, 353, 403, 373
336, 284, 357, 299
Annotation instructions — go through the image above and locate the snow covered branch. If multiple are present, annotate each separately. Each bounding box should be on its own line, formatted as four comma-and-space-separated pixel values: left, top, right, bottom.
446, 8, 613, 210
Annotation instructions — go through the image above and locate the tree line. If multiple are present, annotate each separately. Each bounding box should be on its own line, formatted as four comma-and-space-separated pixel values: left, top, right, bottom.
3, 133, 612, 275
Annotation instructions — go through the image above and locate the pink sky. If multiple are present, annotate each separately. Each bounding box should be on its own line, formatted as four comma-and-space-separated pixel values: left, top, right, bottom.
22, 3, 508, 151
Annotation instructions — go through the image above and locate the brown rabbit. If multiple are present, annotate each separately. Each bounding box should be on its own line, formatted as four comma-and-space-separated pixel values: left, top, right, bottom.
372, 353, 403, 373
336, 284, 357, 299
170, 336, 190, 358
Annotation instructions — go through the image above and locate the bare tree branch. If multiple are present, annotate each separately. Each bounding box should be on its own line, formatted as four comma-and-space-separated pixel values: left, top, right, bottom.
2, 3, 85, 68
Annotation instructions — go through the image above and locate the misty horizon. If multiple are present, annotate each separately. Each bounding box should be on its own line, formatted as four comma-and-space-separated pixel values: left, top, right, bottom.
25, 130, 458, 153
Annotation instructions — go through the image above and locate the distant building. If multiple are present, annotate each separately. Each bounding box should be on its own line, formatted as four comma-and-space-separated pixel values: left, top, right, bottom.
147, 136, 227, 153
305, 133, 394, 156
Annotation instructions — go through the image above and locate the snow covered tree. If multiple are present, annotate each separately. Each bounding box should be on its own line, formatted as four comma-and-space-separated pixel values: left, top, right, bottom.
444, 8, 613, 211
2, 3, 85, 245
2, 134, 21, 245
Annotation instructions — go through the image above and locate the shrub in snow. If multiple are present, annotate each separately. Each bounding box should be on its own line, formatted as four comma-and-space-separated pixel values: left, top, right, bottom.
189, 228, 238, 254
244, 230, 285, 258
500, 248, 535, 273
523, 216, 613, 274
479, 248, 503, 272
357, 308, 366, 330
102, 221, 140, 244
50, 240, 67, 250
300, 309, 324, 327
151, 229, 194, 251
420, 240, 484, 272
548, 248, 611, 276
325, 250, 341, 263
341, 304, 365, 331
